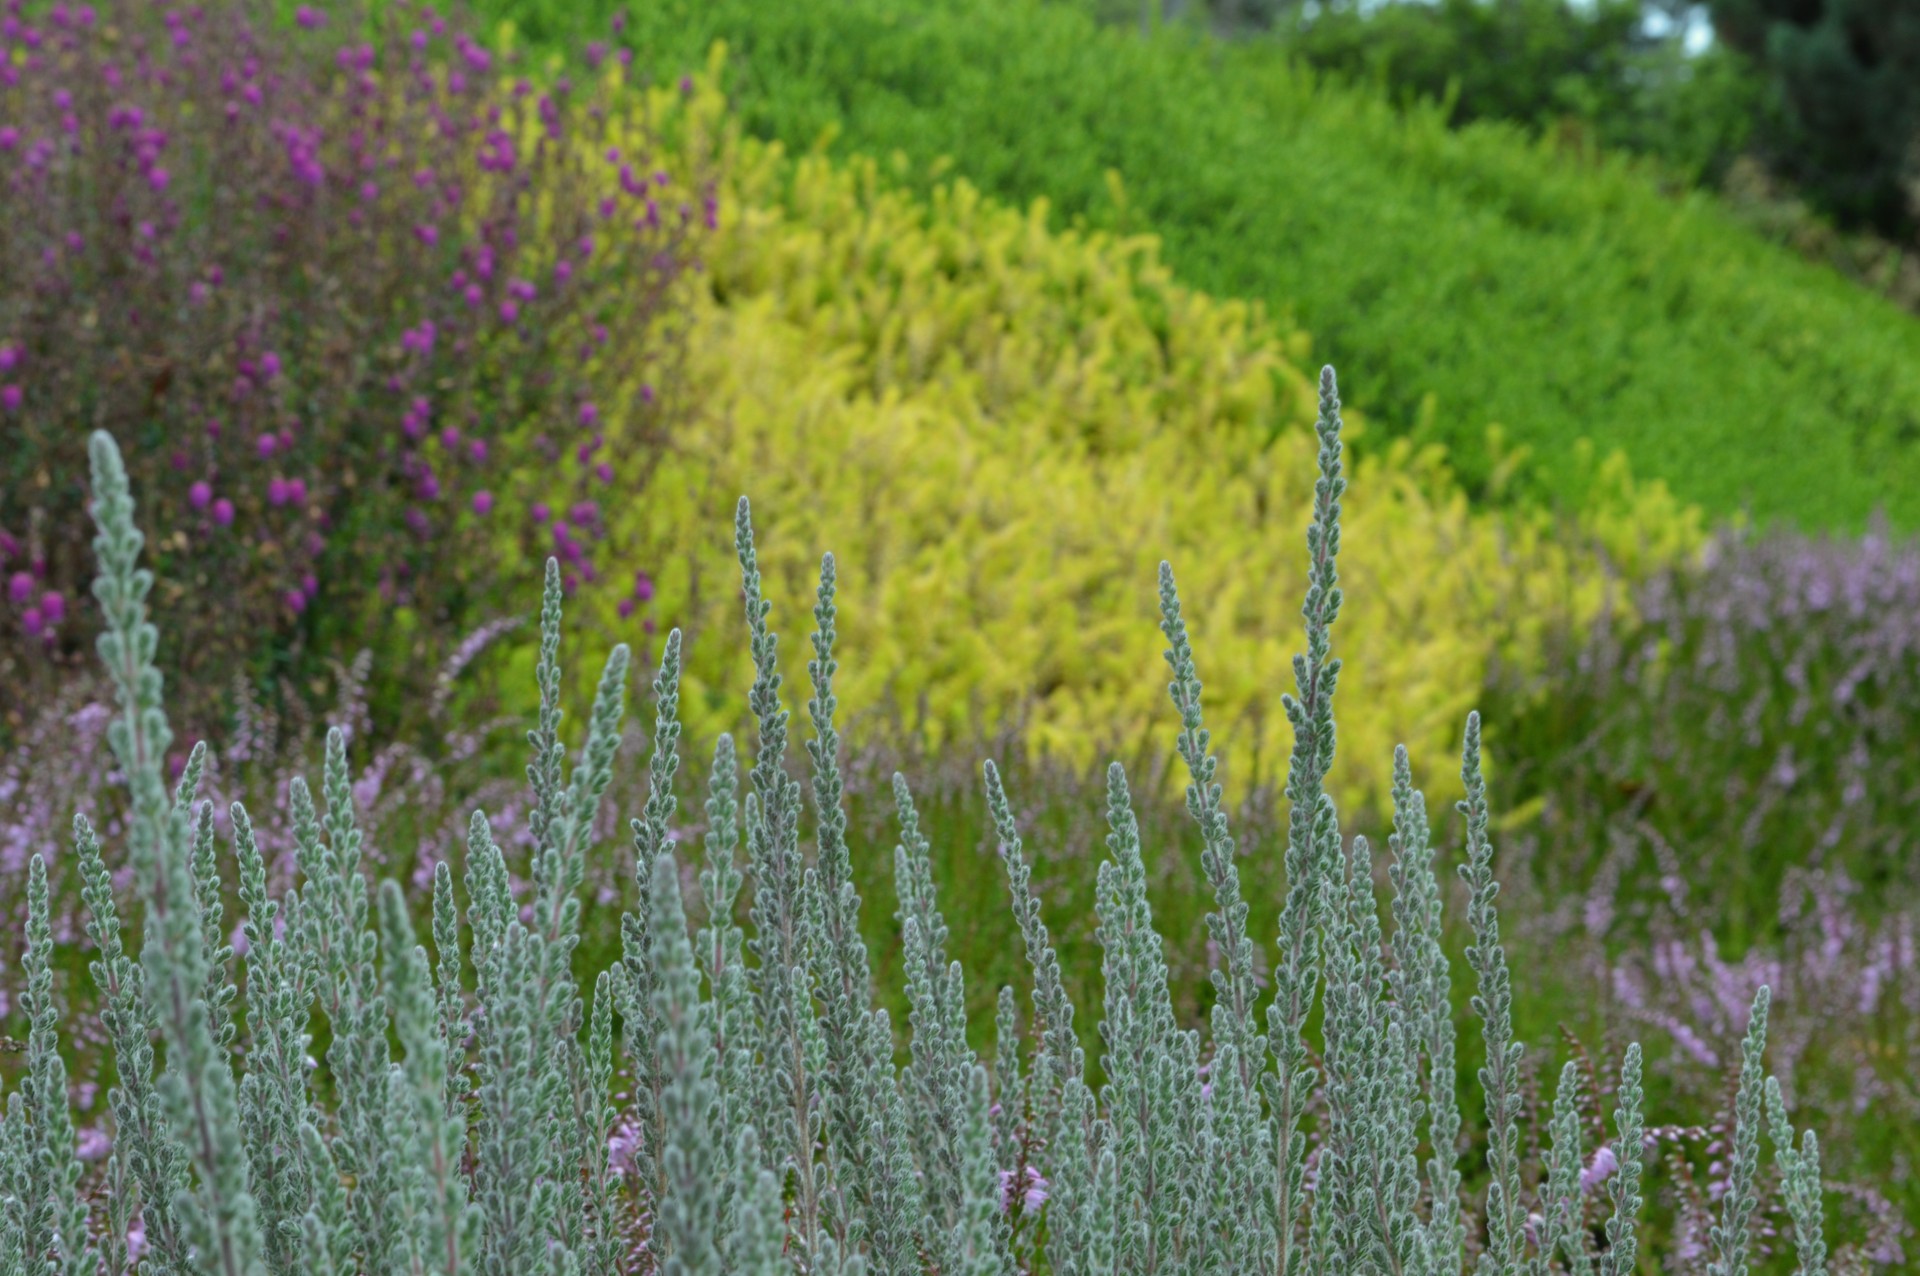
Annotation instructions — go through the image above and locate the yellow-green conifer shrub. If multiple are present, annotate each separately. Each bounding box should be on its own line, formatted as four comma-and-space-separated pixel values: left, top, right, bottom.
568, 57, 1702, 815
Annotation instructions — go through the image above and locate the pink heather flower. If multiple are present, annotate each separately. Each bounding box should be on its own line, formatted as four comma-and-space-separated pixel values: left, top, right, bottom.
8, 571, 33, 605
1581, 1145, 1620, 1195
212, 498, 235, 527
39, 592, 64, 625
75, 1126, 111, 1162
472, 489, 494, 515
998, 1167, 1049, 1213
189, 480, 212, 510
0, 385, 20, 412
359, 180, 378, 202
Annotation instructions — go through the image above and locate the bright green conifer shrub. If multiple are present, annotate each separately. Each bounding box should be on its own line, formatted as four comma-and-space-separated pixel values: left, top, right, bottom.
1, 383, 1830, 1274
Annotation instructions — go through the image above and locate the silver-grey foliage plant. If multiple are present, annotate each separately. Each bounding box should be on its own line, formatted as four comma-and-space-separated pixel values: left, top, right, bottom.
0, 374, 1833, 1275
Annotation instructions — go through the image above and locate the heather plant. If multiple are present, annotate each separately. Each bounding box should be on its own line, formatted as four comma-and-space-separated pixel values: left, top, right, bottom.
2, 402, 1838, 1274
0, 0, 704, 734
1493, 520, 1920, 941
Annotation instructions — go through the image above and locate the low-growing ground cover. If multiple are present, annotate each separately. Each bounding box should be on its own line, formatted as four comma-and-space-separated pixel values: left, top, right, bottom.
497, 0, 1920, 530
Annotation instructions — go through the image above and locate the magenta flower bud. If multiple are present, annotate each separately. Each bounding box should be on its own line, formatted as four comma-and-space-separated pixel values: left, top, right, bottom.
530, 501, 550, 524
301, 573, 318, 598
213, 498, 235, 526
189, 480, 212, 509
206, 417, 222, 438
418, 473, 440, 500
295, 5, 323, 28
472, 489, 494, 515
595, 462, 613, 483
40, 591, 65, 625
21, 607, 42, 637
0, 385, 21, 412
415, 223, 439, 247
499, 300, 519, 324
256, 434, 277, 459
286, 478, 307, 505
360, 180, 377, 201
148, 165, 169, 192
268, 477, 288, 507
633, 572, 654, 602
578, 401, 598, 427
0, 345, 18, 372
464, 284, 483, 308
468, 438, 488, 463
259, 351, 281, 380
8, 571, 33, 605
553, 259, 573, 285
617, 597, 635, 619
440, 426, 460, 449
285, 588, 307, 613
0, 128, 18, 150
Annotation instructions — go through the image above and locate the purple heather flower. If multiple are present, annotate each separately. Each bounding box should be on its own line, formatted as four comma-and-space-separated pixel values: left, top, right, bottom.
553, 259, 573, 285
268, 477, 289, 507
0, 345, 18, 372
189, 480, 212, 510
0, 384, 20, 412
259, 351, 281, 380
285, 588, 307, 613
594, 462, 614, 484
1581, 1145, 1620, 1195
634, 572, 654, 602
22, 607, 43, 637
998, 1167, 1049, 1213
256, 434, 277, 459
39, 592, 65, 626
295, 5, 324, 28
499, 300, 519, 324
8, 571, 33, 605
578, 401, 598, 427
415, 223, 440, 247
440, 426, 460, 450
213, 498, 235, 527
468, 439, 488, 463
472, 489, 494, 515
148, 165, 169, 192
286, 478, 307, 506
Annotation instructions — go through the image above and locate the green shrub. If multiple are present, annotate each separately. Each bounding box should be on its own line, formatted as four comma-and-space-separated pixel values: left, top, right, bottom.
501, 0, 1920, 530
0, 387, 1836, 1273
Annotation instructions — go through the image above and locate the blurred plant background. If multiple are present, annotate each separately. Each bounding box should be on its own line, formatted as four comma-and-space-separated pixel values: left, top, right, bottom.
5, 0, 1920, 1267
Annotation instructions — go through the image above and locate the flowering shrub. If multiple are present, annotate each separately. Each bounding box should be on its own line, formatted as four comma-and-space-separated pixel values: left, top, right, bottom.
0, 0, 704, 734
586, 96, 1701, 818
0, 399, 1837, 1273
1493, 520, 1920, 939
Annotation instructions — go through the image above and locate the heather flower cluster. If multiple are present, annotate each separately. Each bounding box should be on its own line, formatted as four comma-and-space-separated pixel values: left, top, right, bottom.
0, 0, 707, 733
0, 390, 1842, 1274
1498, 517, 1920, 936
